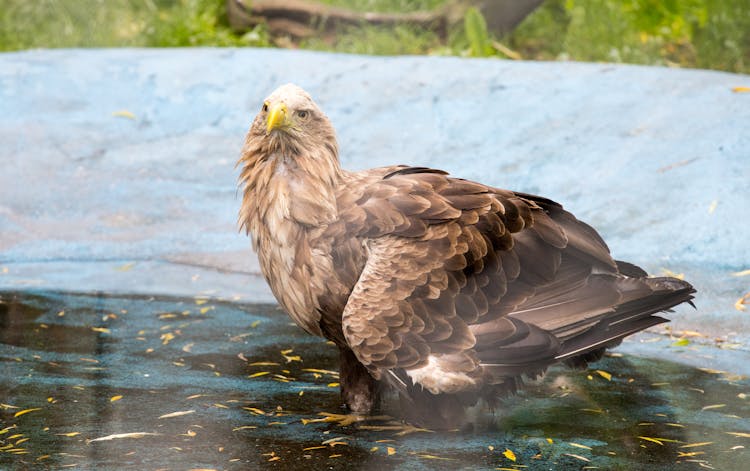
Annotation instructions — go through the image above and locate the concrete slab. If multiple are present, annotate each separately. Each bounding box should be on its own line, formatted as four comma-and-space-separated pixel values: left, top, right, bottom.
1, 48, 749, 344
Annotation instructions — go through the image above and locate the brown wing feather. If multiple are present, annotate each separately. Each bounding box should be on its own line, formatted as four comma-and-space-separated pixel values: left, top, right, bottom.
338, 166, 693, 401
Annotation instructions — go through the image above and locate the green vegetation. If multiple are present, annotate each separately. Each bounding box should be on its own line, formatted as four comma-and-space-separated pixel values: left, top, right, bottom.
1, 0, 748, 74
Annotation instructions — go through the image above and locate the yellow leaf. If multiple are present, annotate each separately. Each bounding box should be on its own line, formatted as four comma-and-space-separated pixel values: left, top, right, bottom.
243, 407, 266, 415
160, 332, 175, 345
195, 298, 209, 305
232, 426, 257, 431
249, 362, 279, 366
661, 268, 685, 280
731, 269, 750, 277
115, 262, 135, 271
213, 403, 229, 409
726, 432, 750, 438
159, 410, 195, 419
735, 293, 749, 311
303, 446, 327, 451
387, 446, 396, 456
546, 438, 554, 444
732, 86, 750, 93
14, 408, 41, 418
112, 110, 136, 119
55, 432, 81, 437
199, 307, 212, 314
702, 404, 726, 411
563, 453, 590, 462
110, 395, 122, 402
327, 382, 340, 388
680, 442, 713, 448
596, 370, 612, 381
502, 448, 516, 461
249, 372, 270, 378
569, 442, 592, 450
638, 436, 664, 445
707, 200, 718, 214
91, 327, 110, 334
89, 432, 160, 442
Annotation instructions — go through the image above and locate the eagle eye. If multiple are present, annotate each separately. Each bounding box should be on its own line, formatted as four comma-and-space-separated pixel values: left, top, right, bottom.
296, 110, 309, 119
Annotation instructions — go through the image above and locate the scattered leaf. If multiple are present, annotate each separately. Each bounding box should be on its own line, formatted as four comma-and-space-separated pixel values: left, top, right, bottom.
732, 86, 750, 93
502, 448, 516, 461
569, 442, 592, 450
707, 200, 718, 214
671, 338, 690, 347
110, 395, 122, 402
91, 327, 111, 334
232, 426, 257, 431
731, 269, 750, 277
563, 453, 590, 462
249, 372, 270, 378
596, 370, 612, 381
112, 110, 136, 119
159, 410, 195, 419
89, 432, 160, 443
661, 268, 685, 280
387, 446, 396, 456
702, 404, 726, 411
735, 293, 750, 311
14, 408, 41, 418
726, 432, 750, 438
56, 432, 81, 437
680, 442, 713, 448
115, 262, 135, 271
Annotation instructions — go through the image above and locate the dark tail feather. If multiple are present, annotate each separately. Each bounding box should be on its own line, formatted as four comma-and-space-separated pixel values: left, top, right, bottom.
557, 276, 695, 365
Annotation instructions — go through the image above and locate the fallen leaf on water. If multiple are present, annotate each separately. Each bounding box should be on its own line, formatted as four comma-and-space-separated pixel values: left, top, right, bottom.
112, 110, 136, 119
638, 436, 665, 445
303, 446, 327, 451
56, 432, 81, 437
91, 327, 110, 334
678, 451, 705, 458
387, 447, 396, 456
671, 338, 690, 347
89, 432, 160, 443
726, 432, 750, 438
115, 262, 135, 271
14, 408, 41, 418
110, 395, 122, 402
195, 298, 209, 305
328, 382, 340, 388
681, 442, 713, 448
159, 410, 195, 419
732, 86, 750, 93
249, 372, 270, 378
417, 453, 456, 461
596, 370, 612, 381
563, 453, 590, 462
702, 404, 726, 411
160, 332, 175, 345
569, 442, 592, 450
243, 407, 266, 415
735, 293, 749, 311
708, 200, 718, 214
502, 448, 516, 461
232, 426, 257, 431
732, 269, 750, 277
661, 268, 685, 280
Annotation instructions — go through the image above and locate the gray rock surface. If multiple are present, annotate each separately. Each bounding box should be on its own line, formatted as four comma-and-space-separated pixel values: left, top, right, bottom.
1, 48, 748, 345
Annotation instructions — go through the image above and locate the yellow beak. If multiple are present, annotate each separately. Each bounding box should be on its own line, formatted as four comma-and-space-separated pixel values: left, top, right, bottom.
266, 102, 289, 134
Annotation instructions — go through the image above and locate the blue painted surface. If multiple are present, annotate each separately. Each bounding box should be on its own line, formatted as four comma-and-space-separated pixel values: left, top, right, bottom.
0, 48, 748, 345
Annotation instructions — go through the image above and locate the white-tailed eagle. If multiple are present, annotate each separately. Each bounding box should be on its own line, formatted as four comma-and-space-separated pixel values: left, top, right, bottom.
238, 84, 694, 427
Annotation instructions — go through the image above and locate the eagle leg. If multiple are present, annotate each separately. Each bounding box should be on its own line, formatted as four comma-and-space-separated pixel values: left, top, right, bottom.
338, 347, 378, 413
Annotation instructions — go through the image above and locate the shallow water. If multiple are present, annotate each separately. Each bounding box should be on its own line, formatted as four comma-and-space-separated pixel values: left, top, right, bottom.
1, 291, 748, 470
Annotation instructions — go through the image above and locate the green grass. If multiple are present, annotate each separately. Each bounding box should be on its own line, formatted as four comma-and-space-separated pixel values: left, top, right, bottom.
1, 0, 748, 74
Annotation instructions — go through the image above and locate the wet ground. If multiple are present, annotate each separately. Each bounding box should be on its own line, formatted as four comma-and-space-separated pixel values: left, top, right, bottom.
1, 291, 749, 470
